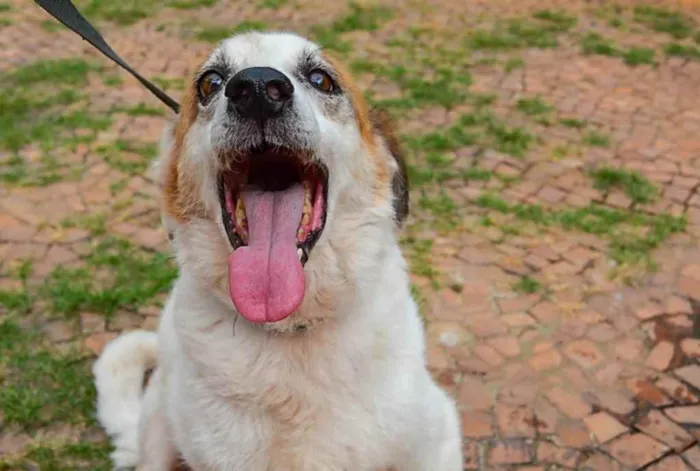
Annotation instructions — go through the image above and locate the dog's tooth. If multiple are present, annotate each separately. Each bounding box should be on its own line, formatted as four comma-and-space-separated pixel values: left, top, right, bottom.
302, 213, 310, 226
297, 228, 305, 240
297, 248, 303, 260
235, 197, 246, 221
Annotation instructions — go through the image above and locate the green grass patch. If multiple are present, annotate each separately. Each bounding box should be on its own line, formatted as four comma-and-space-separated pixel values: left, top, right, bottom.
77, 0, 218, 25
118, 102, 166, 117
194, 20, 268, 42
504, 57, 525, 72
40, 237, 177, 318
665, 42, 700, 60
513, 275, 542, 294
532, 9, 577, 31
260, 0, 289, 7
623, 47, 656, 66
581, 32, 619, 56
516, 95, 552, 116
474, 193, 685, 270
462, 167, 494, 182
559, 117, 586, 129
469, 17, 563, 50
168, 0, 217, 9
405, 112, 532, 158
633, 5, 694, 39
0, 441, 113, 471
583, 130, 611, 148
589, 166, 657, 204
0, 321, 97, 431
0, 59, 111, 185
311, 3, 393, 54
99, 139, 158, 175
401, 236, 439, 287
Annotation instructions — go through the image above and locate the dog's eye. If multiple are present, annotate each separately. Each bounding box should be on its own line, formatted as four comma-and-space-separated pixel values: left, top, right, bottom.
308, 70, 335, 93
197, 71, 224, 101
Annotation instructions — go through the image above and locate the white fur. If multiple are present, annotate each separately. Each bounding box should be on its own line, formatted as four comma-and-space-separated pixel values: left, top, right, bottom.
93, 330, 158, 468
94, 32, 462, 470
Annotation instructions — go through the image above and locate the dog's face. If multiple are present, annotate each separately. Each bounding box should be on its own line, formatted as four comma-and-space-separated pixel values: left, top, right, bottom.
160, 32, 408, 331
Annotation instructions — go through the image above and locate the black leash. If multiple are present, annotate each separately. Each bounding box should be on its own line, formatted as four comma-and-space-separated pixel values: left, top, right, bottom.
34, 0, 181, 114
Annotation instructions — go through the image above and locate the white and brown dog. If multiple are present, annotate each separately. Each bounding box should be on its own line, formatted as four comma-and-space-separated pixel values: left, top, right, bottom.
93, 32, 462, 471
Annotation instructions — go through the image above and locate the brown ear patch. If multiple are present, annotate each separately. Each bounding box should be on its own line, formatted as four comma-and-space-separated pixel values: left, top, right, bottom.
162, 79, 204, 223
369, 107, 409, 226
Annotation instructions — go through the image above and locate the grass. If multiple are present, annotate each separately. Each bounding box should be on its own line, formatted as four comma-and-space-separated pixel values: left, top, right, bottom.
516, 95, 552, 116
633, 5, 695, 39
513, 275, 542, 294
623, 47, 656, 66
406, 112, 532, 158
0, 441, 112, 470
559, 117, 586, 129
665, 42, 700, 61
311, 3, 393, 54
0, 321, 97, 431
589, 166, 658, 204
504, 58, 524, 73
99, 139, 158, 175
583, 130, 611, 148
475, 193, 685, 271
260, 0, 288, 7
581, 32, 619, 56
194, 20, 268, 42
40, 237, 177, 318
76, 0, 218, 25
0, 59, 112, 185
401, 236, 440, 287
418, 192, 459, 230
469, 17, 563, 50
532, 9, 577, 32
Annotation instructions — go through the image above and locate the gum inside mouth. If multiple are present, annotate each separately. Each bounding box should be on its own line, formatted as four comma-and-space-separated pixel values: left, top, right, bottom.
218, 146, 328, 323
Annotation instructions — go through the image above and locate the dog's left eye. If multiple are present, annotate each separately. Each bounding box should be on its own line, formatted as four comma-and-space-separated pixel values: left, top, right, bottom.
308, 69, 335, 93
197, 71, 224, 101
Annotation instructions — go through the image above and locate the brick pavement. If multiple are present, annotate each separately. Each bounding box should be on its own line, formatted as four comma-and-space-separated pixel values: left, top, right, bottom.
4, 0, 700, 469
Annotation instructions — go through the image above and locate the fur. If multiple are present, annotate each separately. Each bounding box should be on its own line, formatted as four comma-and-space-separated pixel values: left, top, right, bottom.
93, 32, 462, 471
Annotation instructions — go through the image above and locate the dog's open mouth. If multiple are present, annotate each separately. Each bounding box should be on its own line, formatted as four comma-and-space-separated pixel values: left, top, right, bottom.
218, 145, 328, 324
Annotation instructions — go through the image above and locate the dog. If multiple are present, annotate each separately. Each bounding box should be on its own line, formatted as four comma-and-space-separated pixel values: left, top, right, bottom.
93, 31, 463, 471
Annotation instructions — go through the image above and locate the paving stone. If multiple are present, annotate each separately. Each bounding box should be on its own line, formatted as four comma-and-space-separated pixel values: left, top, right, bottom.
529, 349, 562, 372
583, 412, 628, 444
496, 403, 535, 438
563, 339, 604, 369
645, 341, 676, 371
674, 364, 700, 390
604, 433, 670, 468
84, 332, 118, 356
461, 411, 493, 438
682, 445, 700, 469
647, 455, 690, 471
546, 387, 592, 419
535, 441, 579, 468
488, 439, 531, 466
635, 409, 694, 452
664, 405, 700, 427
655, 375, 700, 405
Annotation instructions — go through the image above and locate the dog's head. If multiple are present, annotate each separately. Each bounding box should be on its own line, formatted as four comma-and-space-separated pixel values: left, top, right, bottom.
160, 32, 408, 331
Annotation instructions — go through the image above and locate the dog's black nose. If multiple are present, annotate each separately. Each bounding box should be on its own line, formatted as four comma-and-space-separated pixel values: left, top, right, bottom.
225, 67, 294, 122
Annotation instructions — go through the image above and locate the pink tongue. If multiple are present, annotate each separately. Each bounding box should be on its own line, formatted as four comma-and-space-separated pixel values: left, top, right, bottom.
228, 183, 306, 323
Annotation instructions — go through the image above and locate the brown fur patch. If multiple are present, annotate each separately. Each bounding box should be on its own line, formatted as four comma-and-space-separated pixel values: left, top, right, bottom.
322, 53, 376, 152
163, 79, 205, 223
369, 107, 409, 226
322, 53, 406, 222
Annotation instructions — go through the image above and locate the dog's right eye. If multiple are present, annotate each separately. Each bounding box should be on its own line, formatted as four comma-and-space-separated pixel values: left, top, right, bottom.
197, 71, 224, 101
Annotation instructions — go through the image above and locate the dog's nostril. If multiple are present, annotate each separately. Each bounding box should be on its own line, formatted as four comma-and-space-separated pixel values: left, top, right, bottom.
225, 67, 294, 122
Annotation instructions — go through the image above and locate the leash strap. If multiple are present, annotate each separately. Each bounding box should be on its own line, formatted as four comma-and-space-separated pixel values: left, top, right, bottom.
34, 0, 181, 114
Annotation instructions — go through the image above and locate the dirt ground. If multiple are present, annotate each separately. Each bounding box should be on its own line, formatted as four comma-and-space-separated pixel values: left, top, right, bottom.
4, 0, 700, 469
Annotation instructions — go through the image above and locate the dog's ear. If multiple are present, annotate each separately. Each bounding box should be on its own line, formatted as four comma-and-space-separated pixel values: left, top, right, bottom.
369, 107, 409, 227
